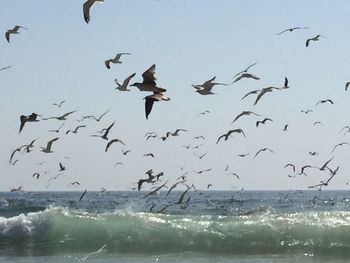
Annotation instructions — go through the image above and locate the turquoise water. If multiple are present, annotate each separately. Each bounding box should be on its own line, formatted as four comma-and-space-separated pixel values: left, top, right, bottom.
1, 191, 350, 262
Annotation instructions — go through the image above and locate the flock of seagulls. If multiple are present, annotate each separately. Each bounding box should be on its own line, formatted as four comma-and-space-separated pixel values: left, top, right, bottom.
3, 2, 350, 210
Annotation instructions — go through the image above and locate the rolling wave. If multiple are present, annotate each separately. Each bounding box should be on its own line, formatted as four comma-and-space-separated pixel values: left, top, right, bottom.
1, 206, 350, 256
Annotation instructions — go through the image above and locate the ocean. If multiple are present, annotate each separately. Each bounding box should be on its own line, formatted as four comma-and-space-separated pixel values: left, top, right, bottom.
1, 190, 350, 263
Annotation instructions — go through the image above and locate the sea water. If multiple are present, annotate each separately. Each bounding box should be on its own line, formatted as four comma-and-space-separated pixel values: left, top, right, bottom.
1, 190, 350, 262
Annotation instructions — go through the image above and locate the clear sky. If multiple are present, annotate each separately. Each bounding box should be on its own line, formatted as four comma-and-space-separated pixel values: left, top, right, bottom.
1, 0, 350, 191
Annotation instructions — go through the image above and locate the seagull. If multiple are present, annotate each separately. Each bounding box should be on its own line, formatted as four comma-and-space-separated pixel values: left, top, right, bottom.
193, 136, 205, 140
83, 0, 104, 24
276, 26, 308, 35
231, 111, 260, 124
48, 123, 65, 133
41, 137, 59, 153
194, 168, 212, 174
68, 181, 81, 186
9, 148, 21, 165
166, 129, 188, 137
143, 153, 154, 158
43, 110, 77, 121
283, 124, 289, 131
198, 110, 211, 117
32, 173, 40, 179
10, 186, 23, 192
315, 99, 334, 106
79, 189, 87, 201
53, 100, 66, 108
0, 65, 12, 71
313, 121, 323, 126
284, 163, 296, 173
256, 118, 273, 127
308, 166, 339, 190
66, 125, 86, 135
59, 162, 66, 171
309, 151, 318, 156
122, 150, 131, 155
306, 35, 324, 47
238, 153, 249, 157
82, 109, 110, 122
192, 76, 228, 95
105, 53, 131, 69
299, 165, 317, 176
5, 25, 28, 43
233, 62, 257, 78
114, 73, 136, 91
301, 109, 313, 114
332, 142, 350, 153
254, 87, 279, 106
253, 78, 289, 106
227, 172, 240, 179
253, 148, 275, 159
233, 73, 260, 83
130, 64, 166, 93
345, 82, 350, 91
144, 92, 170, 119
91, 121, 115, 140
105, 138, 125, 152
19, 113, 40, 133
216, 129, 246, 144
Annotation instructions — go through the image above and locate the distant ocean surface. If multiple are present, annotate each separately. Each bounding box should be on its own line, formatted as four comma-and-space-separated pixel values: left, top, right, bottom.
1, 190, 350, 263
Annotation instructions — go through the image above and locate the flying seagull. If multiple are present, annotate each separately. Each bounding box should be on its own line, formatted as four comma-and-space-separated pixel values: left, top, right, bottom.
5, 25, 28, 43
306, 35, 324, 47
192, 76, 229, 95
233, 62, 257, 78
0, 65, 12, 71
66, 125, 86, 135
105, 138, 125, 152
114, 73, 136, 91
216, 129, 246, 144
83, 0, 104, 24
53, 100, 66, 108
19, 113, 40, 134
59, 162, 66, 172
82, 109, 110, 122
308, 167, 339, 191
253, 148, 275, 159
231, 111, 260, 124
284, 163, 296, 173
41, 137, 59, 153
276, 26, 308, 35
256, 118, 273, 127
166, 129, 188, 137
345, 82, 350, 91
143, 153, 155, 158
43, 110, 77, 121
332, 142, 350, 153
91, 121, 115, 140
130, 64, 166, 93
315, 99, 334, 106
233, 73, 260, 83
144, 92, 170, 119
105, 53, 131, 69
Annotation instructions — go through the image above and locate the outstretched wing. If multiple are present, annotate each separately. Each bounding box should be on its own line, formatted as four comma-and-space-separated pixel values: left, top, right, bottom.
142, 64, 156, 85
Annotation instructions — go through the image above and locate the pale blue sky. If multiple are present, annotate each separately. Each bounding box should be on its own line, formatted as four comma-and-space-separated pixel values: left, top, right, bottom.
1, 1, 350, 191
